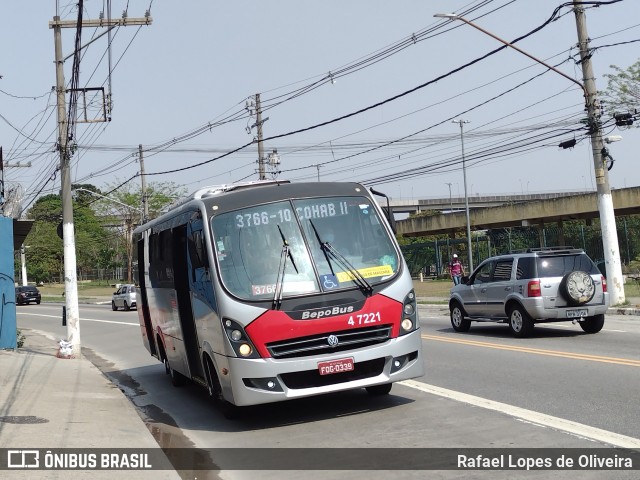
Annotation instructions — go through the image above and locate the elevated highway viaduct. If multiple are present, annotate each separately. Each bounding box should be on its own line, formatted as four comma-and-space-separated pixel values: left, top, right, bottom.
395, 186, 640, 240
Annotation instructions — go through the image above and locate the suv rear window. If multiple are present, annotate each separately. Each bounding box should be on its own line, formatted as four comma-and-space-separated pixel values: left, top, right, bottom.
536, 254, 599, 277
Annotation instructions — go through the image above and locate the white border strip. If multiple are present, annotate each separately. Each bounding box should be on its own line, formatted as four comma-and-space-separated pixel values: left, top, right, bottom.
400, 380, 640, 449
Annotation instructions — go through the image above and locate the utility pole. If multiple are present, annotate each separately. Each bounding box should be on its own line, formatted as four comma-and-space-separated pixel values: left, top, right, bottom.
20, 245, 28, 286
573, 1, 625, 304
50, 12, 153, 357
453, 119, 473, 272
139, 144, 148, 223
53, 15, 82, 357
434, 8, 625, 304
255, 93, 266, 180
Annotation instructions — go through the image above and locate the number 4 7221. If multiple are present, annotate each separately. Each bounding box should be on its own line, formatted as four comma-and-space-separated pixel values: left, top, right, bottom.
347, 312, 381, 326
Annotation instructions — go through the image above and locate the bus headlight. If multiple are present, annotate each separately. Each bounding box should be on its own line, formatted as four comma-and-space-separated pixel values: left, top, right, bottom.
238, 344, 253, 357
222, 318, 260, 358
399, 290, 418, 336
401, 318, 413, 332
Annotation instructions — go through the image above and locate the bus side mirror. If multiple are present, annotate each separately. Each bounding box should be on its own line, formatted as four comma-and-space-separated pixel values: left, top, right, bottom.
382, 206, 397, 234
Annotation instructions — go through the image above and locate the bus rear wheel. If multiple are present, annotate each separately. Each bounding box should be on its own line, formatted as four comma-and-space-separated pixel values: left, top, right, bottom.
164, 358, 185, 387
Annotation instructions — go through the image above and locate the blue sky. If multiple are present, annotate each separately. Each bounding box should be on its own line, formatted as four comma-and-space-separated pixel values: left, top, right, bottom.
1, 1, 639, 212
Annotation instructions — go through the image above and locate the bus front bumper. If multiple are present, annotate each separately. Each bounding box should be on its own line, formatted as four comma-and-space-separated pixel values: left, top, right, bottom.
215, 328, 424, 406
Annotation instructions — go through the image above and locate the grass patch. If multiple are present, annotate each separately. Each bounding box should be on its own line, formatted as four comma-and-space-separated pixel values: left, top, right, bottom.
412, 279, 452, 298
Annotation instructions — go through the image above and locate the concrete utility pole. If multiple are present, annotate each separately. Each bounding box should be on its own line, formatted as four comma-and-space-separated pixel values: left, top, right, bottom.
50, 13, 153, 356
255, 93, 266, 180
573, 1, 625, 305
139, 144, 149, 223
434, 7, 625, 304
20, 245, 28, 286
53, 15, 81, 356
454, 119, 473, 272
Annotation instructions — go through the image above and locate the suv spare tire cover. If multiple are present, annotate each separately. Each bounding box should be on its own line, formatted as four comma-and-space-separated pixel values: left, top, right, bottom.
560, 270, 596, 306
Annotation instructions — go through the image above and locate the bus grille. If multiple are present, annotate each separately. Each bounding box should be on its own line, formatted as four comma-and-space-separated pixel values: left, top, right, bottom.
265, 325, 392, 359
280, 358, 385, 389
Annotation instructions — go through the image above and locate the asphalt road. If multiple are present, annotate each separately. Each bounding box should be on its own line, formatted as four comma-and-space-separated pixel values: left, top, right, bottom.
15, 303, 640, 480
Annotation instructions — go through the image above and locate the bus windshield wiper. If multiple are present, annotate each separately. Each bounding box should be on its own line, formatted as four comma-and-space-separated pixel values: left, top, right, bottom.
309, 221, 373, 296
273, 225, 299, 310
324, 243, 373, 295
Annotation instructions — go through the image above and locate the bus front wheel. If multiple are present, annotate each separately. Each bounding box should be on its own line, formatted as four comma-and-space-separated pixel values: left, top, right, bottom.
204, 356, 240, 419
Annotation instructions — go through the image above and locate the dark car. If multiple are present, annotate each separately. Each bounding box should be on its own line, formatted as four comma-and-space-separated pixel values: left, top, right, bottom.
16, 286, 42, 305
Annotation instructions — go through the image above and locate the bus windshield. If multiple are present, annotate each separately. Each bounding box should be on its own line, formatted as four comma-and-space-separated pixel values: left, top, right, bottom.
212, 195, 399, 300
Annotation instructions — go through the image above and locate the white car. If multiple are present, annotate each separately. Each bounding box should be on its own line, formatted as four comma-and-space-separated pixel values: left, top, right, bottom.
112, 284, 137, 311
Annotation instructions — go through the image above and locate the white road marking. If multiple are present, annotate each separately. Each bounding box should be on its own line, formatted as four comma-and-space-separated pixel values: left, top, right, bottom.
18, 312, 138, 326
399, 379, 640, 449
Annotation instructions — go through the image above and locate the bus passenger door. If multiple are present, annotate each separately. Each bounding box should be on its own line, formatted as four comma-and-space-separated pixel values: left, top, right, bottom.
187, 216, 219, 353
137, 237, 156, 357
172, 225, 204, 379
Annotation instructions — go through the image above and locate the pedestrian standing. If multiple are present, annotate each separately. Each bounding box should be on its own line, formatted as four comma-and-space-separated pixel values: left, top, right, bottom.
449, 254, 464, 285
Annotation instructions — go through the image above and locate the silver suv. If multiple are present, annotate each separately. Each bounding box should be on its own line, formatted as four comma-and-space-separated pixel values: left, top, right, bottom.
449, 247, 609, 337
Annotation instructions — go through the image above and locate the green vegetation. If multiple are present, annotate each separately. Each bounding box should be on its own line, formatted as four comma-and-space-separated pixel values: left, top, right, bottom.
15, 181, 184, 285
601, 59, 640, 116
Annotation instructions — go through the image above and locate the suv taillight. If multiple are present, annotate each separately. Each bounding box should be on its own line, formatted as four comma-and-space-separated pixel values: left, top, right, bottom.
601, 275, 607, 293
527, 280, 541, 297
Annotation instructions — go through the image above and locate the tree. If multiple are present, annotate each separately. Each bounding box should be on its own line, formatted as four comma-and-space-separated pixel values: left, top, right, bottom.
601, 60, 640, 121
21, 193, 110, 283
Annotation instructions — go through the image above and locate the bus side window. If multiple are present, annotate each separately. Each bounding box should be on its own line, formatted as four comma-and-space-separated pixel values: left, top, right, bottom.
149, 232, 159, 287
188, 230, 208, 270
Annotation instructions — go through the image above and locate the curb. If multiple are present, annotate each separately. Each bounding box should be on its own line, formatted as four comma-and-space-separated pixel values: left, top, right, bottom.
607, 306, 640, 316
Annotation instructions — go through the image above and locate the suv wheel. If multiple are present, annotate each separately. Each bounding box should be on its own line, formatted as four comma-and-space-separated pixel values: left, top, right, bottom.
580, 314, 605, 334
450, 303, 471, 332
560, 271, 595, 306
508, 304, 534, 338
111, 301, 117, 311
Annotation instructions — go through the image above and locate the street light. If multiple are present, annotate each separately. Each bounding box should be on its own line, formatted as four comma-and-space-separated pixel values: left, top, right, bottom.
453, 119, 473, 272
434, 9, 625, 304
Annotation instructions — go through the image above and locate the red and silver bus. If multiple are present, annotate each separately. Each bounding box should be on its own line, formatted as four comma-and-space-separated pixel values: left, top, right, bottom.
133, 180, 424, 413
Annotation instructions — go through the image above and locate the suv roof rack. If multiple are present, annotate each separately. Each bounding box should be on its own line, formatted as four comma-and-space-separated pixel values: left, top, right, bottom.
508, 246, 584, 255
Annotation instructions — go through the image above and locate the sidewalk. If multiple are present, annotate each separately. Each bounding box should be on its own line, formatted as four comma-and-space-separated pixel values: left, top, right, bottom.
0, 330, 181, 479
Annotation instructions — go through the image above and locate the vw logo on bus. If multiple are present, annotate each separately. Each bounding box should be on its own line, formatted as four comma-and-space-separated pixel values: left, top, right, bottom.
327, 335, 339, 347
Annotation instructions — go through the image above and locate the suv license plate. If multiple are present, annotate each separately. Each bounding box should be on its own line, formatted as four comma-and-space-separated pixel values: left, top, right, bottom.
318, 358, 354, 376
566, 309, 588, 318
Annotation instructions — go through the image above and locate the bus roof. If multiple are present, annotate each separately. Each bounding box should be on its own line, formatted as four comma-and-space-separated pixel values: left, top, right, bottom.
135, 180, 375, 234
